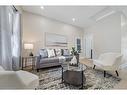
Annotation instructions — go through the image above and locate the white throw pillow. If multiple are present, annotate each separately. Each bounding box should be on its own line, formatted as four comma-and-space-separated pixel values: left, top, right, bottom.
47, 49, 55, 58
55, 49, 62, 56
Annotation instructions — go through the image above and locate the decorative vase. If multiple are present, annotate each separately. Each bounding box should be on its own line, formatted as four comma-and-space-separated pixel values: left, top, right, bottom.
70, 56, 77, 65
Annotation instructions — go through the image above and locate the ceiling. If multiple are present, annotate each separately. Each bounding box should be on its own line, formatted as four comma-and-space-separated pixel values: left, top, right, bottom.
22, 6, 127, 28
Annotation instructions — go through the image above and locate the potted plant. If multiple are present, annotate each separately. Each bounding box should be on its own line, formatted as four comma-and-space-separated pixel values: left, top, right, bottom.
70, 47, 79, 66
71, 47, 78, 55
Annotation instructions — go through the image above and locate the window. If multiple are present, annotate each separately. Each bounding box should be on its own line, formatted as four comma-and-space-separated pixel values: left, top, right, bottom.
76, 38, 81, 53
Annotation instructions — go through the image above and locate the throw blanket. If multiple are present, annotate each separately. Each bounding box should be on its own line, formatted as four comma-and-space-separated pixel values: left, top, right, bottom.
59, 56, 66, 63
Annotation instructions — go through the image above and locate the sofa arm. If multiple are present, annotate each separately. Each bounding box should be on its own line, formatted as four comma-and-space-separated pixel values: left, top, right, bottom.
36, 55, 41, 69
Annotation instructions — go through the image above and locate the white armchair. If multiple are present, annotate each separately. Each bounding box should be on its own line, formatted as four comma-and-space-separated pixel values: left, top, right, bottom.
0, 66, 39, 89
93, 52, 122, 77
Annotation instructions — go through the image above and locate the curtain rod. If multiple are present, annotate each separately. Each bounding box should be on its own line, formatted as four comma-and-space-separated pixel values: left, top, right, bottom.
12, 5, 18, 12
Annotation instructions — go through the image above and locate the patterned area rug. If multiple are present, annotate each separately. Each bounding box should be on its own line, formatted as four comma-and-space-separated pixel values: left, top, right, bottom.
30, 65, 121, 90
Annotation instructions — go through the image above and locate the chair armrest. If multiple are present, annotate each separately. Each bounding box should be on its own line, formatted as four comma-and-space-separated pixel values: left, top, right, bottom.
0, 71, 39, 89
93, 60, 102, 66
16, 70, 39, 89
0, 71, 25, 89
113, 55, 123, 68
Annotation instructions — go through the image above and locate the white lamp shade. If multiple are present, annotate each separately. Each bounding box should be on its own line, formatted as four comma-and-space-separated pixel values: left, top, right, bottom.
24, 43, 33, 50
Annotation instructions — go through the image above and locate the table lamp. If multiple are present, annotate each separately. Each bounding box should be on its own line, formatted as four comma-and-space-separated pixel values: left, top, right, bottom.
24, 43, 34, 56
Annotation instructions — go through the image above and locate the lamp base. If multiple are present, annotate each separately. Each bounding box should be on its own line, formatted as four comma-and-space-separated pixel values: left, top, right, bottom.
29, 52, 33, 56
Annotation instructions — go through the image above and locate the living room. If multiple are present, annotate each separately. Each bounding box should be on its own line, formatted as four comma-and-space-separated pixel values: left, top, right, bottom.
1, 5, 127, 90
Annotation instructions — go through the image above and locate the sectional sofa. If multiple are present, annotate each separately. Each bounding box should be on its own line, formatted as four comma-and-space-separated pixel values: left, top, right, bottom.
36, 49, 73, 72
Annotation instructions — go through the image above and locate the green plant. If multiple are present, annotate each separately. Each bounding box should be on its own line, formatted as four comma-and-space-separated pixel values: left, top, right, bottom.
71, 47, 78, 55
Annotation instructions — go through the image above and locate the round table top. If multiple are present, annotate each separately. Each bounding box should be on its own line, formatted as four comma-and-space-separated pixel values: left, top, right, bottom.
62, 62, 87, 71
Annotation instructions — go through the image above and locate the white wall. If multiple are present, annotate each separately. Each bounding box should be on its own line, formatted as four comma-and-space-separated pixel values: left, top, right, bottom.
22, 11, 84, 56
121, 14, 127, 63
84, 13, 121, 59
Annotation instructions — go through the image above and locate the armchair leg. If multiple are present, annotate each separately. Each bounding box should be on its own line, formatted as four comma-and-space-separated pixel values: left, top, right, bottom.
93, 65, 96, 69
115, 70, 119, 76
104, 71, 106, 77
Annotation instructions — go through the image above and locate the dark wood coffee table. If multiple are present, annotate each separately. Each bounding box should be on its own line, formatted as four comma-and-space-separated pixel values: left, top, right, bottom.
61, 63, 86, 89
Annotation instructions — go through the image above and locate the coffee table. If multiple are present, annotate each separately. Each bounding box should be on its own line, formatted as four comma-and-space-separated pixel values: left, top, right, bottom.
61, 62, 86, 89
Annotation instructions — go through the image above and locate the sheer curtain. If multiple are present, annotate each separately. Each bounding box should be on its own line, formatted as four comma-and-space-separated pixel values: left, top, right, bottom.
0, 6, 21, 70
12, 11, 21, 70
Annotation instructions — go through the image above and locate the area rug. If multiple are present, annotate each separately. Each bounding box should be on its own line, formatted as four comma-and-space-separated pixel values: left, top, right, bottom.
30, 65, 121, 90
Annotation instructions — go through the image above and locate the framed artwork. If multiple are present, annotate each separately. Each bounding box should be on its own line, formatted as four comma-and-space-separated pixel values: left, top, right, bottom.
45, 33, 67, 47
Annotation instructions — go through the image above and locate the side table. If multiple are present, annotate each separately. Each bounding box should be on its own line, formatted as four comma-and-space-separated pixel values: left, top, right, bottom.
22, 56, 37, 70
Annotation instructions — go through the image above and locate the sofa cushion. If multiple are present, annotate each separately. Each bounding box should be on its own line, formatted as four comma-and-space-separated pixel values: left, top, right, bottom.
64, 55, 73, 61
39, 49, 48, 58
55, 49, 62, 56
40, 57, 59, 64
47, 49, 55, 58
63, 49, 70, 56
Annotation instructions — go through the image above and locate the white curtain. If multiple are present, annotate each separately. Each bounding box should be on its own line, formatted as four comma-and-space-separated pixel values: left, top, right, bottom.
12, 12, 21, 70
0, 6, 21, 70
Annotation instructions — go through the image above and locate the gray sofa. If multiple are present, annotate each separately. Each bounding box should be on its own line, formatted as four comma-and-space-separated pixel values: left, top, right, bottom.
36, 49, 73, 72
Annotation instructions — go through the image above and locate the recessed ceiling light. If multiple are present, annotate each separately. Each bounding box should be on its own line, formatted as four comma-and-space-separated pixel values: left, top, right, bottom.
72, 18, 76, 22
41, 6, 44, 10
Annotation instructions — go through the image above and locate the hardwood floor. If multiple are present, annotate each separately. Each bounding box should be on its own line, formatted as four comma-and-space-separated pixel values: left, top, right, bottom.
80, 58, 93, 67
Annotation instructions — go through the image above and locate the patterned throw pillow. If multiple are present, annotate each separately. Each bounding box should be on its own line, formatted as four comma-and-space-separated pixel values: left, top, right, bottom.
63, 49, 70, 56
47, 49, 55, 58
39, 49, 48, 58
55, 49, 62, 56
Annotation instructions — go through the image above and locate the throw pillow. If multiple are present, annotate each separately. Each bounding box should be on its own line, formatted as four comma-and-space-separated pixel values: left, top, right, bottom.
55, 49, 62, 56
39, 49, 48, 58
63, 49, 70, 56
47, 49, 55, 57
